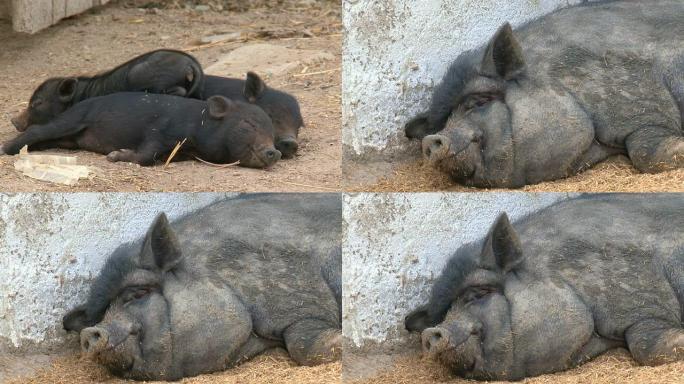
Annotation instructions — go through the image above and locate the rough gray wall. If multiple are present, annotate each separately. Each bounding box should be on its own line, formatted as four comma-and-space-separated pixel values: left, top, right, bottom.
0, 193, 234, 353
342, 192, 577, 351
342, 0, 593, 159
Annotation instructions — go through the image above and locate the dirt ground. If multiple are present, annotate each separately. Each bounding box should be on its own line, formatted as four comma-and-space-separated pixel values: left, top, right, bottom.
344, 156, 684, 193
0, 0, 341, 192
348, 350, 684, 384
4, 349, 340, 384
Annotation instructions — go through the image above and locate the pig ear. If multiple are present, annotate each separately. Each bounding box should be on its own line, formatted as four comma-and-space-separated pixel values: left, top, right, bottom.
140, 213, 183, 272
207, 96, 236, 119
405, 112, 432, 140
482, 213, 523, 272
243, 71, 265, 103
480, 23, 526, 80
63, 304, 92, 332
58, 78, 78, 102
405, 304, 433, 332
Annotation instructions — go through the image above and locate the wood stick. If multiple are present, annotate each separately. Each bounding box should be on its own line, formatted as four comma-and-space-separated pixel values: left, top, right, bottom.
280, 181, 337, 191
292, 67, 340, 77
194, 156, 240, 168
164, 138, 187, 168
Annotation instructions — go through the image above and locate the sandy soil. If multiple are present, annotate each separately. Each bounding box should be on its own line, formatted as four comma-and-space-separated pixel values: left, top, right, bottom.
348, 350, 684, 384
344, 156, 684, 192
4, 349, 340, 384
0, 0, 341, 192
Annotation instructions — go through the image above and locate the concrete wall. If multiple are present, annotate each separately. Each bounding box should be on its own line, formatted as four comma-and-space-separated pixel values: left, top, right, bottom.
342, 0, 594, 159
0, 193, 234, 353
6, 0, 110, 33
342, 192, 577, 352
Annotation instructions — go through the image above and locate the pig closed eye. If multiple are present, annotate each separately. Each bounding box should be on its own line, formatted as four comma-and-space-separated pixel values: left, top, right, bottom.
122, 287, 154, 303
464, 94, 499, 110
463, 286, 496, 304
30, 100, 43, 109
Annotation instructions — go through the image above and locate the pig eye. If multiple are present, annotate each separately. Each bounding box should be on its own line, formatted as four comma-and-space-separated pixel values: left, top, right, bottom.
463, 286, 496, 304
30, 99, 43, 108
123, 287, 154, 303
464, 94, 497, 110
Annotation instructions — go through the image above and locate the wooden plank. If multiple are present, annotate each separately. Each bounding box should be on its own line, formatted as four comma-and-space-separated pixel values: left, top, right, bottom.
52, 0, 67, 21
65, 0, 93, 17
11, 0, 53, 33
0, 0, 9, 20
9, 0, 110, 33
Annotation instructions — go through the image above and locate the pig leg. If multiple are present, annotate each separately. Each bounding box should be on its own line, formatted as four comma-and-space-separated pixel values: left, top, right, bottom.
28, 138, 80, 151
1, 122, 87, 155
625, 127, 684, 173
569, 335, 625, 367
164, 86, 187, 96
230, 335, 283, 366
570, 141, 625, 174
625, 319, 684, 365
106, 141, 169, 166
283, 319, 341, 365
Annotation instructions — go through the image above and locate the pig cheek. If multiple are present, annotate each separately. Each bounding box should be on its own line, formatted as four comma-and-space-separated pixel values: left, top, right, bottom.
472, 295, 515, 379
167, 282, 253, 375
131, 295, 175, 379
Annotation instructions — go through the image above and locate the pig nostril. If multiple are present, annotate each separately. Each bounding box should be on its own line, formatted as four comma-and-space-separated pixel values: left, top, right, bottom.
430, 333, 442, 346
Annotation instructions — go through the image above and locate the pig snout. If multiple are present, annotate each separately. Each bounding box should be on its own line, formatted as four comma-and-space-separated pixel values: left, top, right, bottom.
11, 110, 29, 132
422, 135, 451, 163
422, 327, 451, 357
81, 327, 110, 356
262, 148, 282, 166
275, 137, 298, 158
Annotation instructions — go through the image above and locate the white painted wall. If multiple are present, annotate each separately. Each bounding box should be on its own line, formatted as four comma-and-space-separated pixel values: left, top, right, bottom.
342, 192, 577, 351
0, 193, 234, 353
342, 0, 594, 158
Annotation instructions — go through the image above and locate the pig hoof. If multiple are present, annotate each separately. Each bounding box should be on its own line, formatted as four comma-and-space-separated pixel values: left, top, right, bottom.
106, 149, 133, 162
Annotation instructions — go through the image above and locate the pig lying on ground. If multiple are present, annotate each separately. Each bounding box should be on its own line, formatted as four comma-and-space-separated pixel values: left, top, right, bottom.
12, 49, 204, 132
202, 72, 304, 158
62, 194, 342, 380
405, 194, 684, 380
405, 1, 684, 187
1, 93, 281, 168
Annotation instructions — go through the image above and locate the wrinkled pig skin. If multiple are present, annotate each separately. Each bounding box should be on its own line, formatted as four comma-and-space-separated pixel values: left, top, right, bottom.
63, 194, 342, 380
406, 1, 684, 187
406, 194, 684, 380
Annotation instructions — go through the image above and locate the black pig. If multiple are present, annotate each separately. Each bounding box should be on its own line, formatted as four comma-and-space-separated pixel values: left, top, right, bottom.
406, 194, 684, 380
62, 194, 341, 380
12, 49, 204, 131
202, 72, 304, 158
1, 93, 281, 168
406, 1, 684, 187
